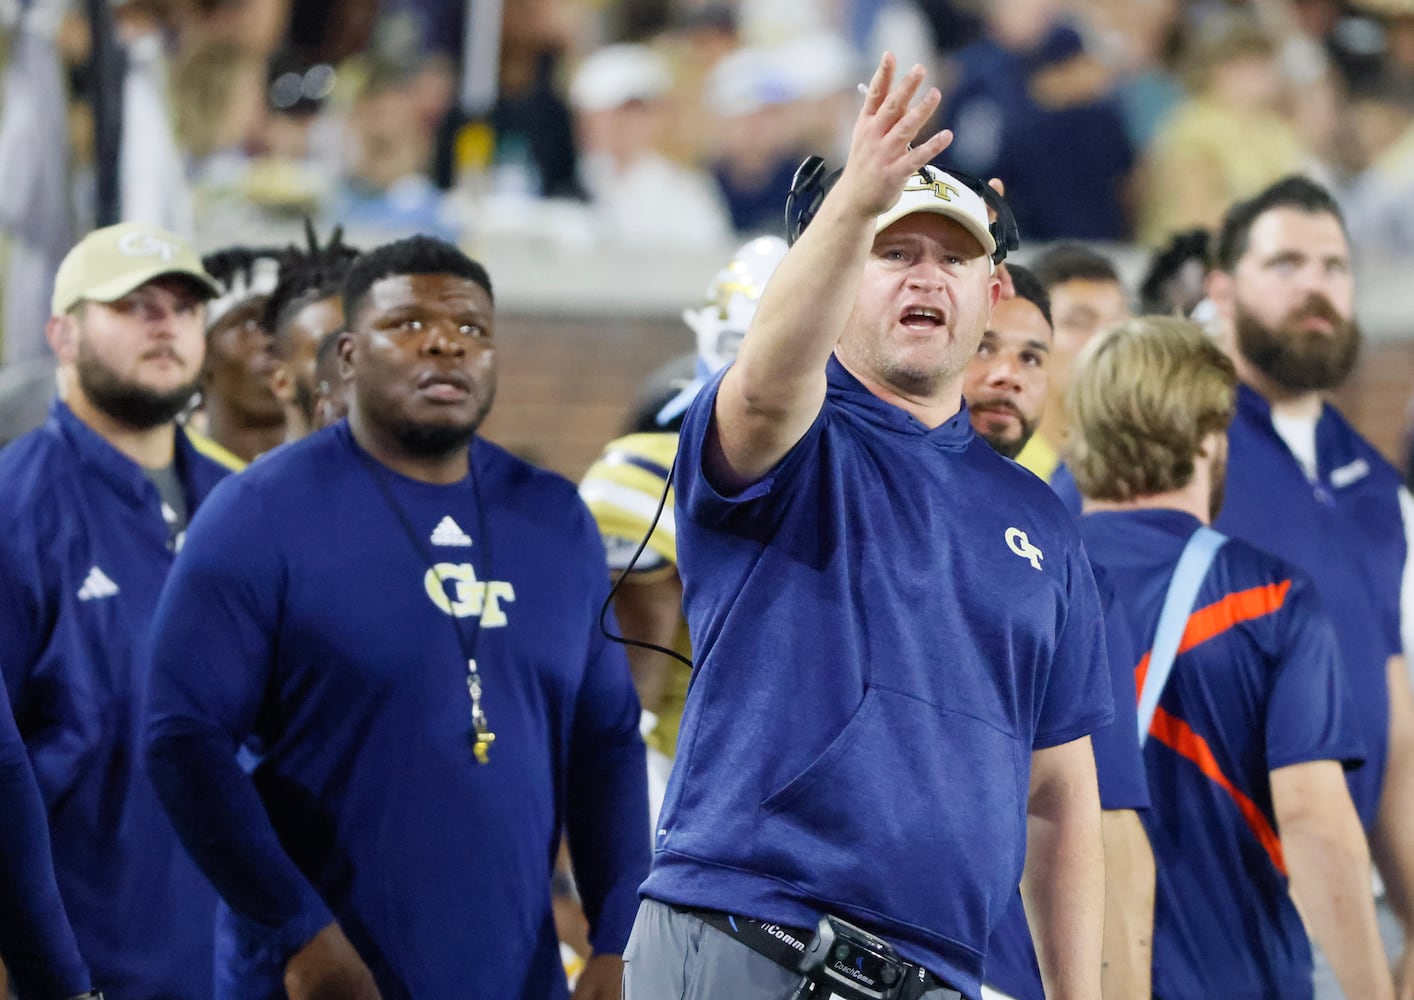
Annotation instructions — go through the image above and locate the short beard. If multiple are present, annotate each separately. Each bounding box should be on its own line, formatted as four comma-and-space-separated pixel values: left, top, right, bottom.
77, 340, 197, 430
1234, 295, 1361, 392
979, 428, 1027, 460
970, 399, 1035, 460
371, 385, 494, 462
389, 418, 478, 458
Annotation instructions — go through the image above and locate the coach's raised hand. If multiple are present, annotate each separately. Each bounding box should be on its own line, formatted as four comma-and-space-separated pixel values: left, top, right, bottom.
708, 53, 954, 488
834, 53, 953, 222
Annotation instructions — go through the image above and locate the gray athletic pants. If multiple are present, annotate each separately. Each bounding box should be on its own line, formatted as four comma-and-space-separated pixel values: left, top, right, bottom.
621, 898, 965, 1000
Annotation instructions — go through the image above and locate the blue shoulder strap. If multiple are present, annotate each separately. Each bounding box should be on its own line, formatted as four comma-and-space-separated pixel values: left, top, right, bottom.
1136, 526, 1228, 746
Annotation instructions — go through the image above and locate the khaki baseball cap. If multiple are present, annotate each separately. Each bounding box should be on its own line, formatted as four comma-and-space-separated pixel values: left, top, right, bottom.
51, 222, 221, 315
874, 165, 996, 259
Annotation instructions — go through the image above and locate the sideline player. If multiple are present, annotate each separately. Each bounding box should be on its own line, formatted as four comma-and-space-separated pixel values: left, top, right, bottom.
1015, 244, 1130, 483
1207, 176, 1414, 993
144, 235, 648, 999
1070, 315, 1392, 999
193, 245, 285, 466
0, 222, 226, 997
264, 224, 358, 442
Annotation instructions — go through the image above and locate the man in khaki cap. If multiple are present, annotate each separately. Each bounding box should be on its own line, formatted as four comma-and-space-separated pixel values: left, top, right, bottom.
0, 222, 227, 997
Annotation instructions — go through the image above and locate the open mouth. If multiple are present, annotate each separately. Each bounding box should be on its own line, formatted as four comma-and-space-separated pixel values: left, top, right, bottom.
899, 306, 945, 330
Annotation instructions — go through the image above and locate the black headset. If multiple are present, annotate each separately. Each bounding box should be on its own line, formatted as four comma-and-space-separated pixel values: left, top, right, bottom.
784, 156, 1021, 265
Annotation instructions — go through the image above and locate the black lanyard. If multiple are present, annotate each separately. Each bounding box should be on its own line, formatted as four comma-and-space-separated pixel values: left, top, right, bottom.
355, 440, 497, 763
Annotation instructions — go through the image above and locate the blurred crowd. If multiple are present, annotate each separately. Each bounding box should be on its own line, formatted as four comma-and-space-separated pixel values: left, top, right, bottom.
10, 0, 1414, 255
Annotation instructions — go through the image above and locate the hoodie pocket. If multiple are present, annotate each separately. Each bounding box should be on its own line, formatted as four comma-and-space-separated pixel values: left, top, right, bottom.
758, 686, 1024, 951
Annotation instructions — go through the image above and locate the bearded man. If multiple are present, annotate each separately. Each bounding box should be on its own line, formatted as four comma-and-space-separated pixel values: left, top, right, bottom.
1207, 175, 1414, 996
0, 222, 226, 997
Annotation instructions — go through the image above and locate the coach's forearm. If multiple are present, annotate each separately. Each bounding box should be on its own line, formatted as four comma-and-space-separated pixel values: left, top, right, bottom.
1100, 809, 1153, 999
1023, 738, 1105, 1000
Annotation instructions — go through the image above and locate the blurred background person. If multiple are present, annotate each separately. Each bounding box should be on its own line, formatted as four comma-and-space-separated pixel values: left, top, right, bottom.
1137, 16, 1314, 247
701, 46, 811, 236
569, 42, 731, 248
1015, 243, 1132, 508
939, 0, 1135, 241
310, 326, 348, 430
263, 223, 360, 442
194, 244, 285, 466
1138, 228, 1212, 318
327, 54, 458, 239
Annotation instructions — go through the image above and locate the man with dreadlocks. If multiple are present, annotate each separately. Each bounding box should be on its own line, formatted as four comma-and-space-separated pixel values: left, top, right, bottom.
195, 245, 286, 467
265, 222, 360, 442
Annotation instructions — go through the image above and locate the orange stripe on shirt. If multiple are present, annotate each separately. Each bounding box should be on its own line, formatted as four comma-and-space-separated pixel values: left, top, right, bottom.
1131, 579, 1296, 876
1132, 581, 1293, 704
1148, 706, 1288, 876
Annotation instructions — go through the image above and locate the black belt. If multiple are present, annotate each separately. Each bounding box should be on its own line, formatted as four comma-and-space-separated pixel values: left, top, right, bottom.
682, 907, 963, 1000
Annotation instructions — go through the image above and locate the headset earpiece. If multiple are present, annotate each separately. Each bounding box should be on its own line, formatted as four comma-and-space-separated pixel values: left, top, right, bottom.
784, 155, 1021, 265
977, 184, 1021, 266
785, 156, 839, 246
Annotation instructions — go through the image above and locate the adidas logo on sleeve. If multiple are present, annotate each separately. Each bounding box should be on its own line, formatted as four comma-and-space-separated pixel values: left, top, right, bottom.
430, 516, 473, 547
77, 566, 120, 601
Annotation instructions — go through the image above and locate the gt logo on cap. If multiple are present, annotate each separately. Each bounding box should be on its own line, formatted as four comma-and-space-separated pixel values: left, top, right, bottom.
117, 231, 179, 261
901, 176, 960, 203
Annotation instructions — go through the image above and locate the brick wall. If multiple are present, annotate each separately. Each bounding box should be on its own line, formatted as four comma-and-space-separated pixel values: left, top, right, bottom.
478, 313, 688, 479
481, 313, 1414, 483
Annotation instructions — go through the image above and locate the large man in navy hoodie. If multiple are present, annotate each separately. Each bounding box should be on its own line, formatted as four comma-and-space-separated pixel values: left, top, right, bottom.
0, 222, 226, 998
625, 55, 1112, 1000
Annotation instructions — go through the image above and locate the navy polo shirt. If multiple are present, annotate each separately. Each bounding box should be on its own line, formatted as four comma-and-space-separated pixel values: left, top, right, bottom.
1216, 384, 1410, 829
0, 399, 227, 999
642, 357, 1114, 997
1085, 509, 1362, 999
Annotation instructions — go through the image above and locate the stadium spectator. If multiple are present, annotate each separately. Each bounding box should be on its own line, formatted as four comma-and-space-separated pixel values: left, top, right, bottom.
940, 0, 1134, 241
569, 43, 732, 248
703, 48, 811, 235
1137, 19, 1310, 246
